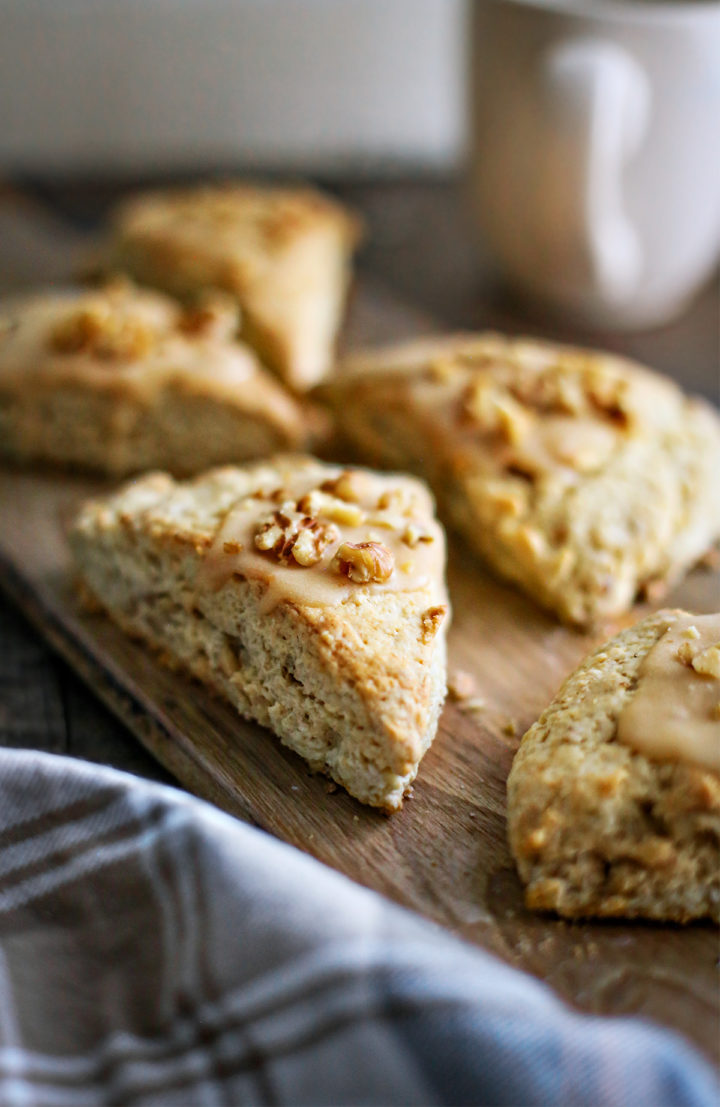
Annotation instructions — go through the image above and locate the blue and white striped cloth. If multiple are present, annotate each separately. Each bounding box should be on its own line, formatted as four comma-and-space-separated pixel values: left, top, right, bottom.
0, 748, 716, 1107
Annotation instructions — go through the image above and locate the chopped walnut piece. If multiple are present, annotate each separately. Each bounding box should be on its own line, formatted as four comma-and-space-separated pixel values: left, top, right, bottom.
691, 644, 720, 680
320, 470, 369, 504
178, 294, 240, 341
448, 669, 476, 701
420, 604, 448, 643
463, 380, 530, 444
50, 303, 155, 361
298, 488, 365, 527
376, 487, 419, 517
332, 541, 394, 584
427, 356, 460, 384
254, 503, 339, 567
402, 523, 434, 548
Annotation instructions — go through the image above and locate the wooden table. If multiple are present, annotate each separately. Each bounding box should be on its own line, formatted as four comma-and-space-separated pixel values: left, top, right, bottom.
1, 176, 718, 1058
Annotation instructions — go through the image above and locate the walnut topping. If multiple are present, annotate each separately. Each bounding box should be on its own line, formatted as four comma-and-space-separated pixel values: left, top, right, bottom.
320, 470, 369, 504
402, 524, 434, 548
428, 356, 461, 384
462, 380, 530, 444
376, 487, 420, 517
689, 643, 720, 680
297, 489, 365, 527
49, 303, 155, 361
420, 604, 448, 643
254, 503, 339, 567
177, 294, 240, 341
332, 541, 394, 584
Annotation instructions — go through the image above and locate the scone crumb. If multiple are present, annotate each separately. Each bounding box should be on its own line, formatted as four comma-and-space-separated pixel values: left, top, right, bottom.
223, 539, 243, 555
332, 541, 395, 584
448, 669, 477, 701
461, 697, 487, 715
643, 578, 670, 603
503, 718, 519, 737
420, 604, 448, 644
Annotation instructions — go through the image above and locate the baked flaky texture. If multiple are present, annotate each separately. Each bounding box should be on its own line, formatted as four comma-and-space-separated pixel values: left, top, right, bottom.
107, 182, 362, 391
0, 282, 324, 477
69, 456, 449, 810
321, 333, 720, 626
507, 611, 720, 922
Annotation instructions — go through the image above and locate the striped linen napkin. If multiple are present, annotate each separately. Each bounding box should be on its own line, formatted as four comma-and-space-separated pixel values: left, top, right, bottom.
0, 748, 715, 1107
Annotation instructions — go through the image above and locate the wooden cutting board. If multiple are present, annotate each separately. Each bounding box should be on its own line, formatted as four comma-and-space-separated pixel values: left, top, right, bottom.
0, 267, 718, 1065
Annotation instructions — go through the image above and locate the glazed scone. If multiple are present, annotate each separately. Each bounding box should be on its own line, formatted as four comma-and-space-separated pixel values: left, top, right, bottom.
507, 610, 720, 922
69, 456, 449, 810
0, 283, 324, 477
108, 182, 361, 391
322, 333, 720, 625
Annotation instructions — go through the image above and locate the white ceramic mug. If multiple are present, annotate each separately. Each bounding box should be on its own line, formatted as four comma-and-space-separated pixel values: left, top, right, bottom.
468, 0, 720, 329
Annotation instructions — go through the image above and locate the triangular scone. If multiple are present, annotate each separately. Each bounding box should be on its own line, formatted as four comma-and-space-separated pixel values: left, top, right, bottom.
507, 610, 720, 922
69, 457, 449, 810
322, 333, 720, 626
0, 282, 325, 477
108, 183, 362, 391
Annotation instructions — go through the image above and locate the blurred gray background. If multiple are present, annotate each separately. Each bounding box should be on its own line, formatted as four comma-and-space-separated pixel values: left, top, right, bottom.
0, 0, 468, 174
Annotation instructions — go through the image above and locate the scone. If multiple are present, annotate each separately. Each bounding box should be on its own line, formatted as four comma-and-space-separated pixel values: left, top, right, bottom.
107, 182, 361, 391
0, 282, 324, 477
69, 456, 449, 810
507, 610, 720, 922
322, 333, 720, 625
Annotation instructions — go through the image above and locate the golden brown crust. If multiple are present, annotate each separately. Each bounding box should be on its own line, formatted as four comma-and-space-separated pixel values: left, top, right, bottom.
0, 283, 325, 476
507, 610, 720, 922
323, 332, 720, 626
108, 182, 362, 390
69, 457, 449, 809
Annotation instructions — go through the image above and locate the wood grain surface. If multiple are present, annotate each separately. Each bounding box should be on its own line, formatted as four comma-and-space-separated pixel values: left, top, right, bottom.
0, 279, 718, 1066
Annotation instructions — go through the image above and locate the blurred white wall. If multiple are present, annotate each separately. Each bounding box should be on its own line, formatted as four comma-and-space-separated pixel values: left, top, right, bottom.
0, 0, 468, 174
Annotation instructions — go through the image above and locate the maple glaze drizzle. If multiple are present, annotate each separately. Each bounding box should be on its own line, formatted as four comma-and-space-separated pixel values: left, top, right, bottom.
197, 463, 447, 613
617, 613, 720, 773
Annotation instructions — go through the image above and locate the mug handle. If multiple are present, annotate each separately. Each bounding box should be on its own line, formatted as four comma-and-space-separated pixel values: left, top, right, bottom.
543, 38, 651, 303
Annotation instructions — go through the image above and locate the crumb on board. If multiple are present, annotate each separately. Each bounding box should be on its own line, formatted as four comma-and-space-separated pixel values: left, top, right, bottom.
503, 718, 518, 737
448, 669, 477, 701
461, 697, 487, 715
